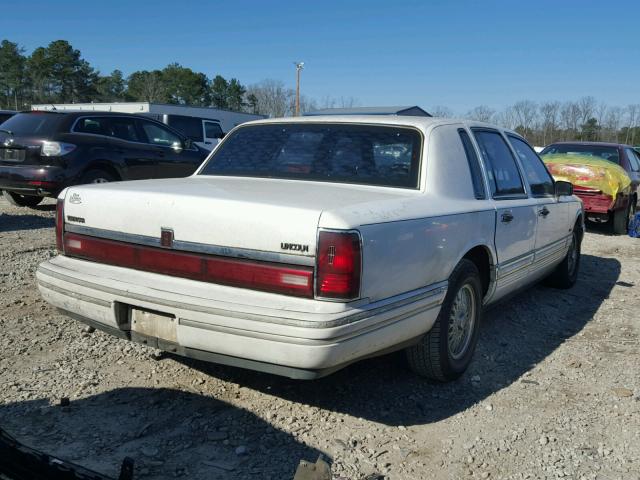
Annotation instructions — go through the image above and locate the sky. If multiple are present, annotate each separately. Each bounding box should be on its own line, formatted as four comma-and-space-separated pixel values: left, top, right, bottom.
1, 0, 639, 113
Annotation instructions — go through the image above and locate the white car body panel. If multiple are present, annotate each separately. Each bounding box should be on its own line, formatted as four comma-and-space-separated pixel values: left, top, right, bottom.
38, 115, 584, 378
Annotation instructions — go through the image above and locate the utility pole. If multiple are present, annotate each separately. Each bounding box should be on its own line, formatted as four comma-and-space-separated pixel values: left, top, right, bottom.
294, 62, 304, 116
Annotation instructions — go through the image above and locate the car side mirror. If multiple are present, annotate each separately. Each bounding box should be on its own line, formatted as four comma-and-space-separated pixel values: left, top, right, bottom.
555, 180, 573, 197
171, 141, 184, 153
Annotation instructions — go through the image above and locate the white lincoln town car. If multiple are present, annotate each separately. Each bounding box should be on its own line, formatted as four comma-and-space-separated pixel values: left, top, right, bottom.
37, 116, 584, 381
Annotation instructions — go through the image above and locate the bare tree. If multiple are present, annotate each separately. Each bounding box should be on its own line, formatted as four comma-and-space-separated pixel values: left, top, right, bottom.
465, 105, 495, 123
429, 105, 453, 118
245, 79, 295, 118
497, 106, 518, 130
594, 102, 608, 141
559, 101, 581, 140
603, 106, 623, 143
512, 100, 538, 139
625, 104, 640, 145
577, 96, 597, 127
539, 101, 560, 145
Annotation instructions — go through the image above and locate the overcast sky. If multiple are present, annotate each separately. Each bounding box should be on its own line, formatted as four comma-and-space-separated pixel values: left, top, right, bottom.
2, 0, 639, 113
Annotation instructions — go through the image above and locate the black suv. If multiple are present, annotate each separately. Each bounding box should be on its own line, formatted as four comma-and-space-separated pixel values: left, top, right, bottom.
0, 111, 209, 207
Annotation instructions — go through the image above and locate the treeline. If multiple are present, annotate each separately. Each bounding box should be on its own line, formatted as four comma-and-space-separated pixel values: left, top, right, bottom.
4, 39, 638, 145
0, 39, 356, 117
432, 97, 640, 146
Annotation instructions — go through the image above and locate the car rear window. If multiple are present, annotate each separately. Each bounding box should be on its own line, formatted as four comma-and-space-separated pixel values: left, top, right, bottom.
0, 112, 65, 136
541, 144, 620, 164
198, 123, 422, 189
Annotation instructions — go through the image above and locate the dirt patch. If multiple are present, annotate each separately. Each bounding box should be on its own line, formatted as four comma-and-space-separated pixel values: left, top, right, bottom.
1, 195, 638, 479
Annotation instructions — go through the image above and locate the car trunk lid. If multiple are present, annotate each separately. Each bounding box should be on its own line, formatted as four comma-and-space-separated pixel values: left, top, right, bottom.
61, 176, 411, 261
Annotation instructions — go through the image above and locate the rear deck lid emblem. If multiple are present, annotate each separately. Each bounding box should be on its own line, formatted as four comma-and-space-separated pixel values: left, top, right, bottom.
160, 228, 174, 248
69, 193, 82, 204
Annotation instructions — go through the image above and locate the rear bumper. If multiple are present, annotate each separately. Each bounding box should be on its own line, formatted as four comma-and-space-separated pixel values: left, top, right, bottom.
37, 256, 446, 379
0, 164, 66, 196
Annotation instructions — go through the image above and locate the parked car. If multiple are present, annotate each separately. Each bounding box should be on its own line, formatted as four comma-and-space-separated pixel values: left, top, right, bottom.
140, 113, 225, 150
31, 102, 267, 150
0, 111, 209, 207
37, 116, 583, 381
540, 142, 640, 233
0, 110, 16, 124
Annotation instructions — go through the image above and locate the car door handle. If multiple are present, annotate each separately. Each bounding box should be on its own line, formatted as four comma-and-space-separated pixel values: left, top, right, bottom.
538, 207, 550, 217
501, 212, 514, 223
204, 141, 212, 145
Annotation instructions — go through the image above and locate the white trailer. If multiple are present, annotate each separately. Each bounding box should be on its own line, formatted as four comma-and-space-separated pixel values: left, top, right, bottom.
32, 102, 266, 150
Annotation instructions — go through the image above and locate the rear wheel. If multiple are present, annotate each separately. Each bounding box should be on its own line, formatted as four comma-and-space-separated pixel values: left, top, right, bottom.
4, 191, 44, 208
405, 259, 482, 382
80, 169, 117, 185
612, 199, 633, 235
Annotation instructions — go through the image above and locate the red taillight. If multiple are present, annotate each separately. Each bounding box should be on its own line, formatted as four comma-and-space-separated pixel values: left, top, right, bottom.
28, 181, 58, 189
62, 233, 314, 298
55, 198, 64, 253
316, 231, 361, 300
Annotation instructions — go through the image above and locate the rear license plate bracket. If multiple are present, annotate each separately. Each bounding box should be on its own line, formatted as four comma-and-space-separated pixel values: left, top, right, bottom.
130, 308, 177, 343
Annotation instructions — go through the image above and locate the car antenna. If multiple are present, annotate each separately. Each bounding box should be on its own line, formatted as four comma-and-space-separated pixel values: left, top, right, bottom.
50, 104, 57, 111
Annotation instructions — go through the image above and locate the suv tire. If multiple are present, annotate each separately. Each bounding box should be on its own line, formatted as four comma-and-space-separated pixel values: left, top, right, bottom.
80, 169, 117, 185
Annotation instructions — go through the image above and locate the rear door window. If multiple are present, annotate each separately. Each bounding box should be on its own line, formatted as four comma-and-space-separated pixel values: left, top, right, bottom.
74, 117, 111, 136
508, 135, 554, 196
473, 129, 525, 197
108, 117, 141, 142
139, 120, 182, 147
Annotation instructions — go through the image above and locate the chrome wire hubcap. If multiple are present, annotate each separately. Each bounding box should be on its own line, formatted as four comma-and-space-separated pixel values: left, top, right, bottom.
448, 284, 476, 360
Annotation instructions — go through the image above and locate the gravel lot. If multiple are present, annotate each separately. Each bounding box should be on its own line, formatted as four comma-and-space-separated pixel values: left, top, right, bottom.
1, 194, 639, 480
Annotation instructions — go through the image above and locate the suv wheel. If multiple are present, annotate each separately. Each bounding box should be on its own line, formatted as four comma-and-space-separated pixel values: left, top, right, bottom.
405, 259, 482, 382
80, 169, 117, 185
4, 191, 44, 208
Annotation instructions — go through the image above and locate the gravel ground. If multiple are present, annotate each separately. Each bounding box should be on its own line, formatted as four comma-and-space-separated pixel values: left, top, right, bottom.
1, 194, 639, 480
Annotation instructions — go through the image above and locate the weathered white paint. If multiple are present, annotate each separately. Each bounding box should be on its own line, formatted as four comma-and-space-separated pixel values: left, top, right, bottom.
38, 115, 583, 376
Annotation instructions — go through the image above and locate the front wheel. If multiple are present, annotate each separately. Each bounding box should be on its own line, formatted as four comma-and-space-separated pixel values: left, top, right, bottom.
4, 191, 44, 208
405, 259, 483, 382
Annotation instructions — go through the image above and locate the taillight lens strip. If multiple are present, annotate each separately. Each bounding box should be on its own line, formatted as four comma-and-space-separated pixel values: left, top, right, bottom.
315, 230, 362, 300
55, 198, 64, 253
62, 232, 314, 298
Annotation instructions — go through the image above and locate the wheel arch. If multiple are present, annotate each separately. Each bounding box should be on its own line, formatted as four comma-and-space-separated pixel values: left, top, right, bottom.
460, 244, 495, 300
81, 162, 122, 181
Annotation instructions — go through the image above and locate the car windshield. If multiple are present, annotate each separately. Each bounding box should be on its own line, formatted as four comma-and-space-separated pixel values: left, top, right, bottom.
198, 123, 422, 188
540, 144, 620, 164
0, 112, 65, 136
